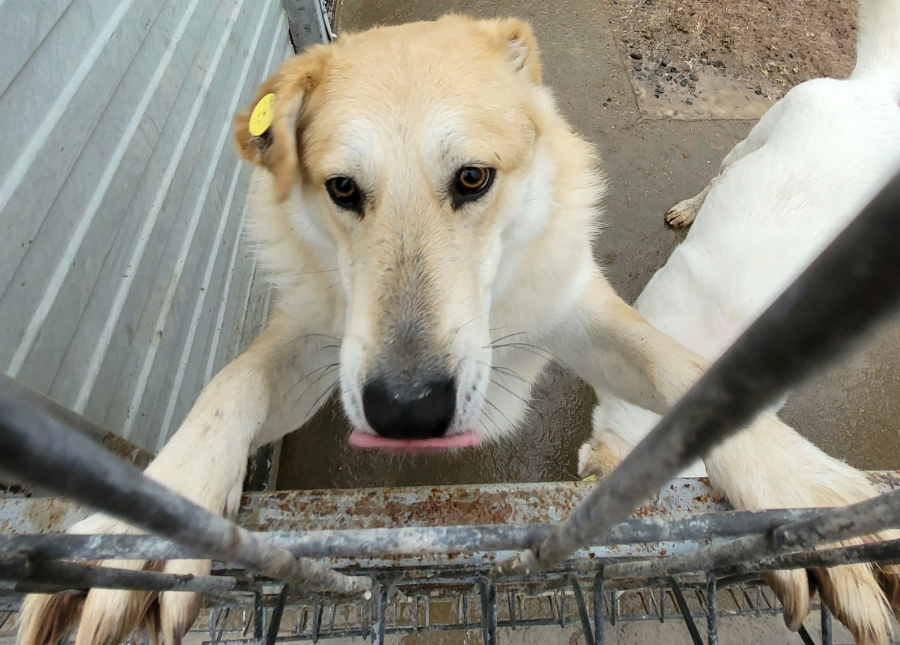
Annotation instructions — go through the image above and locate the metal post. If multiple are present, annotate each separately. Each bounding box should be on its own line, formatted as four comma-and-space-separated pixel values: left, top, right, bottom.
798, 625, 817, 645
669, 579, 703, 645
570, 576, 595, 645
706, 574, 718, 645
371, 586, 387, 645
821, 604, 833, 645
494, 170, 900, 577
593, 572, 604, 645
311, 600, 322, 644
478, 578, 497, 645
265, 585, 289, 645
253, 592, 264, 643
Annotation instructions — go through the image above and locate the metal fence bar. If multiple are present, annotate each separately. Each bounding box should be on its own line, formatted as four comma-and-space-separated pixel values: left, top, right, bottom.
773, 488, 900, 549
265, 585, 289, 645
717, 538, 900, 576
821, 605, 833, 645
603, 513, 900, 580
0, 508, 825, 562
668, 578, 704, 645
570, 575, 595, 645
0, 554, 241, 595
0, 374, 372, 597
706, 574, 717, 645
798, 625, 817, 645
593, 574, 605, 645
372, 587, 387, 645
478, 578, 497, 645
496, 169, 900, 577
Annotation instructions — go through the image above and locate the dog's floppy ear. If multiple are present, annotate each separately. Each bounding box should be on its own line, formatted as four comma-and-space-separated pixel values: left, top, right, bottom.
480, 18, 542, 85
234, 48, 329, 202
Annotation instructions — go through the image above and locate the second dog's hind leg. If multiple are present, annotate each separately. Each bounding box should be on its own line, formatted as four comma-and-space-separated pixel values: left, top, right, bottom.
665, 183, 711, 228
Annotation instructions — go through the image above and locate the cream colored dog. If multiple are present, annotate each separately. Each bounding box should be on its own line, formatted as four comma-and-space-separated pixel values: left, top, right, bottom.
18, 9, 900, 645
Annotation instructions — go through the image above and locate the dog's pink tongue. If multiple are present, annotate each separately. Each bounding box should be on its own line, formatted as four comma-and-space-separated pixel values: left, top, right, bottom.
349, 430, 481, 453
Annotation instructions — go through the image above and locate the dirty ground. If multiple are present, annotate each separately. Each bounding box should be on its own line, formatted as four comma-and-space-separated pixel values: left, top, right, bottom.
277, 0, 900, 493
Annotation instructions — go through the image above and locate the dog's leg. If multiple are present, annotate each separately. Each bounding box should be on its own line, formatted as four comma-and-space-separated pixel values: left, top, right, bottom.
17, 317, 339, 645
576, 407, 630, 480
666, 98, 791, 228
549, 274, 898, 644
705, 415, 898, 643
578, 396, 645, 479
664, 183, 711, 228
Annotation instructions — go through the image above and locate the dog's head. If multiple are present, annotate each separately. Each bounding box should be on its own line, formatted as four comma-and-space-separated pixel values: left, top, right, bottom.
235, 15, 558, 452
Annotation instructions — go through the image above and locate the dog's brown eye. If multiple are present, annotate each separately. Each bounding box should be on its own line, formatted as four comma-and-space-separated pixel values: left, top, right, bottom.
326, 177, 363, 214
451, 166, 495, 208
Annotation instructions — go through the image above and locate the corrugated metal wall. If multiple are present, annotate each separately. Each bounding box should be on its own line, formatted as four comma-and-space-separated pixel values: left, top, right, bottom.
0, 0, 292, 453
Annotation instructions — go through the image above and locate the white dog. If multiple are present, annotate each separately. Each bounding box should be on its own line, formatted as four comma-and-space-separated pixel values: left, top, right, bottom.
17, 3, 900, 645
581, 0, 900, 482
581, 0, 900, 638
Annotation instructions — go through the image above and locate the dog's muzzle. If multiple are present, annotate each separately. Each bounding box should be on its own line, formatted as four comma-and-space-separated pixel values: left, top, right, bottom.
362, 374, 456, 440
347, 370, 483, 453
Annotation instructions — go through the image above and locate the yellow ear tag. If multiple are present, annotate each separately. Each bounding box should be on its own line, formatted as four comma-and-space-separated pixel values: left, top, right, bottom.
582, 475, 598, 483
249, 93, 276, 137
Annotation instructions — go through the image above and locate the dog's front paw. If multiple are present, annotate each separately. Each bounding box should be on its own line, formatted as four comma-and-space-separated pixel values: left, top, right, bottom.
577, 439, 622, 480
17, 514, 208, 645
760, 512, 898, 644
708, 425, 899, 644
764, 551, 899, 645
664, 194, 703, 228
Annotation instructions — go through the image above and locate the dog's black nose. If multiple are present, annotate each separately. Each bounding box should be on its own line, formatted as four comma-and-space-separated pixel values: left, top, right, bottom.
362, 376, 456, 440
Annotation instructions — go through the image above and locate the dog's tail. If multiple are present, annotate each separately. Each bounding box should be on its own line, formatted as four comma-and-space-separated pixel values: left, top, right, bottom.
851, 0, 900, 99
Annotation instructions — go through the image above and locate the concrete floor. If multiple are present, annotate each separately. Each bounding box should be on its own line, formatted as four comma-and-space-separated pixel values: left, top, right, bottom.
278, 0, 900, 490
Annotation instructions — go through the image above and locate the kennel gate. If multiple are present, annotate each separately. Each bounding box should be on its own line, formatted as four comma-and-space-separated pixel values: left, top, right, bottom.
1, 171, 900, 645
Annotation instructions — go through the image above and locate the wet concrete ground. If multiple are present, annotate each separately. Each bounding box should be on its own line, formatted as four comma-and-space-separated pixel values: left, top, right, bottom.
278, 0, 900, 490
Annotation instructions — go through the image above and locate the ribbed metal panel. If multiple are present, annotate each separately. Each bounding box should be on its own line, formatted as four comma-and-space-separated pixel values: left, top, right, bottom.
0, 0, 290, 452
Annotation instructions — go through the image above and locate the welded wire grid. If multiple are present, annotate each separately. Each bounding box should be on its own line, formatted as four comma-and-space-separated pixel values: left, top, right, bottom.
171, 578, 846, 645
0, 575, 877, 645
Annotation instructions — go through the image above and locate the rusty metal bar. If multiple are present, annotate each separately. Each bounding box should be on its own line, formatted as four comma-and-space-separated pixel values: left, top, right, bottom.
478, 578, 497, 645
496, 170, 900, 578
570, 576, 595, 645
0, 509, 837, 563
373, 586, 387, 645
669, 579, 703, 645
718, 538, 900, 577
265, 585, 289, 645
773, 488, 900, 548
311, 600, 322, 644
593, 573, 604, 645
798, 624, 817, 645
0, 554, 241, 595
706, 574, 718, 645
0, 374, 372, 597
821, 604, 833, 645
254, 592, 264, 643
603, 492, 900, 580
